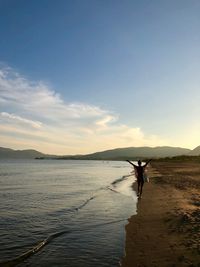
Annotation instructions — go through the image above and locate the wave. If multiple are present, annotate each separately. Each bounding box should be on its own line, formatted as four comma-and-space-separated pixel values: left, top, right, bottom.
76, 195, 96, 210
0, 230, 71, 267
48, 173, 133, 216
0, 173, 133, 267
107, 186, 120, 193
0, 219, 126, 267
48, 195, 97, 216
111, 174, 133, 186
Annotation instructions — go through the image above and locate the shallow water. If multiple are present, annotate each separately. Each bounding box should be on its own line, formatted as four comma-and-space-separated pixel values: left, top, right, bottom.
0, 160, 137, 267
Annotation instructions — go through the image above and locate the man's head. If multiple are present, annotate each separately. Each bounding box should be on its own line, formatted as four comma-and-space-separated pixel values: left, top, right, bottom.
138, 160, 141, 166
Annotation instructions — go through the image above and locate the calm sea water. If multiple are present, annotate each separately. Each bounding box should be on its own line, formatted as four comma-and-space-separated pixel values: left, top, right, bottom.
0, 160, 137, 267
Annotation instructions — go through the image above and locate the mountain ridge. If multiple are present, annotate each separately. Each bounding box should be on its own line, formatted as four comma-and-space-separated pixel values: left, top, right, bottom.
188, 145, 200, 156
65, 146, 191, 160
0, 147, 53, 159
0, 146, 196, 160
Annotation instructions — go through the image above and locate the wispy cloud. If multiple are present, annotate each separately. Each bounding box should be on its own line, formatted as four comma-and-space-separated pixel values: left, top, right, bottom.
0, 112, 42, 128
0, 67, 167, 154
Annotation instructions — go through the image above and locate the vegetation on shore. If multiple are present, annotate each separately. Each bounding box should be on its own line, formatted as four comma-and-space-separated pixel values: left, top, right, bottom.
153, 155, 200, 162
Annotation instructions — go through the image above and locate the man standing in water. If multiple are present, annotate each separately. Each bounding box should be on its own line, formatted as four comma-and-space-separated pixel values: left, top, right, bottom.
126, 159, 152, 198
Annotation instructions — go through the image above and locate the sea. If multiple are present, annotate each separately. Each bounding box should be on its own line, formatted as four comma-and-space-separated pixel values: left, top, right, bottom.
0, 160, 137, 267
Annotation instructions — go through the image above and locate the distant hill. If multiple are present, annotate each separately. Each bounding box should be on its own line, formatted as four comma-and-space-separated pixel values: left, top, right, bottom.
59, 146, 191, 160
0, 146, 194, 160
0, 147, 48, 159
188, 145, 200, 156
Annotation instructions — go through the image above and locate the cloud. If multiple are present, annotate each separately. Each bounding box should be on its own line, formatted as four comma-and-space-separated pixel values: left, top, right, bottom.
95, 115, 117, 130
0, 71, 106, 120
0, 112, 42, 128
0, 67, 167, 154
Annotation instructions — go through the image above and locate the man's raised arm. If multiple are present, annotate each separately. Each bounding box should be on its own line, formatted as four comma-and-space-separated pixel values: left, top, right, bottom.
126, 160, 136, 167
144, 159, 152, 167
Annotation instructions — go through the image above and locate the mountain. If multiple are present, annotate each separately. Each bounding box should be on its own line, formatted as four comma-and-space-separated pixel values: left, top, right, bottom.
0, 146, 192, 160
188, 145, 200, 156
60, 146, 191, 160
0, 147, 47, 159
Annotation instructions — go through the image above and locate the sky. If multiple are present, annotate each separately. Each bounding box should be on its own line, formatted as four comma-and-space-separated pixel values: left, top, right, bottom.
0, 0, 200, 154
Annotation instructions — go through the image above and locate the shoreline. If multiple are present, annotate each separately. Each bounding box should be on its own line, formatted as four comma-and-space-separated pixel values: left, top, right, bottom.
121, 161, 200, 267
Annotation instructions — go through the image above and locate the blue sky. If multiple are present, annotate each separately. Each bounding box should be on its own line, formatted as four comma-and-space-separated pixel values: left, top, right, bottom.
0, 0, 200, 154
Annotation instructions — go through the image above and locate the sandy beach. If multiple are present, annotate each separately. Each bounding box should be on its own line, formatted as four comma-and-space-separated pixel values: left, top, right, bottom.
121, 160, 200, 267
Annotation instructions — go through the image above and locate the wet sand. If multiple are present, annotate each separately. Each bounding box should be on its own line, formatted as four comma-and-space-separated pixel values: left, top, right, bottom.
121, 161, 200, 267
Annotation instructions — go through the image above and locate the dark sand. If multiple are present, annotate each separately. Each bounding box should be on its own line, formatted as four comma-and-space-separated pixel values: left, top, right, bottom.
121, 161, 200, 267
